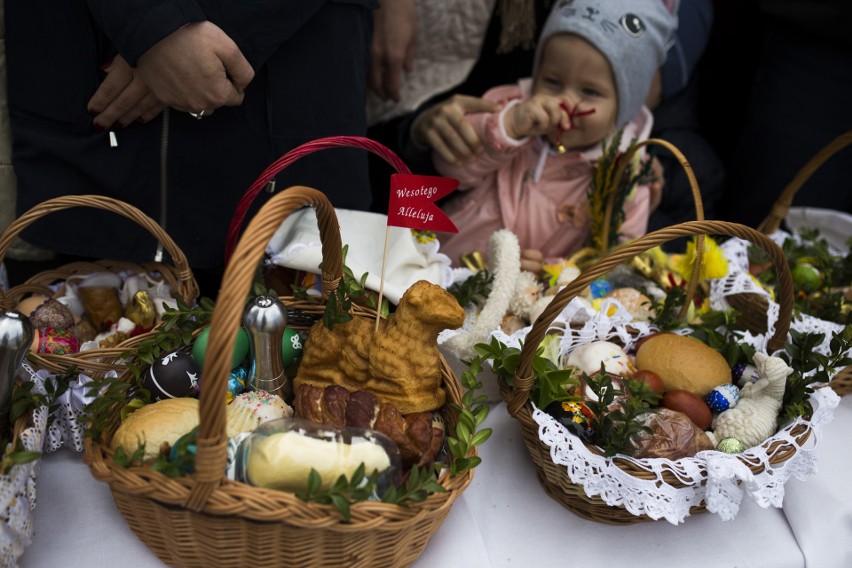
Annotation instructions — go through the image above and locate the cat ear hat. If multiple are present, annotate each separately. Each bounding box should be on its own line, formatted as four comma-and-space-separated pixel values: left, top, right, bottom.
534, 0, 679, 129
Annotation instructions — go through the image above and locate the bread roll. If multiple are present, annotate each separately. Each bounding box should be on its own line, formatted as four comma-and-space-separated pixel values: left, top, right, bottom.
635, 333, 730, 397
111, 397, 199, 462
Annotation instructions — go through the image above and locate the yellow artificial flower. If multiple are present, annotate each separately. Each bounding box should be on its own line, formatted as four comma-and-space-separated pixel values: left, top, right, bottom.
674, 236, 728, 281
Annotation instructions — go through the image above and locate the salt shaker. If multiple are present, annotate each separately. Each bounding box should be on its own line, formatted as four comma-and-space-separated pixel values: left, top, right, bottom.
242, 295, 291, 402
0, 311, 35, 442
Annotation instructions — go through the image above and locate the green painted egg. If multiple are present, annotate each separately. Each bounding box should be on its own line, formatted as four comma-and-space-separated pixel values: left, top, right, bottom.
191, 326, 250, 370
282, 327, 304, 371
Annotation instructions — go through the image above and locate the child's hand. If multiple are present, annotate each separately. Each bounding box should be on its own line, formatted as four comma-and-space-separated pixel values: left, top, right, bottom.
505, 94, 571, 140
520, 249, 544, 274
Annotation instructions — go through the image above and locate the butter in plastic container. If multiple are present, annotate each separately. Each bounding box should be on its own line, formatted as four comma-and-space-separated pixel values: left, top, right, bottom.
235, 417, 401, 495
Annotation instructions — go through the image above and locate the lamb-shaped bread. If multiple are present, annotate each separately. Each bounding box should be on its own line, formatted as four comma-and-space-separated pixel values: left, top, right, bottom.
707, 352, 791, 448
294, 280, 465, 414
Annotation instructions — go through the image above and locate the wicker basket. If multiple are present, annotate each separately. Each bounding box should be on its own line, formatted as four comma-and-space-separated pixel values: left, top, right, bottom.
84, 186, 474, 567
500, 220, 809, 524
721, 130, 852, 386
0, 195, 199, 375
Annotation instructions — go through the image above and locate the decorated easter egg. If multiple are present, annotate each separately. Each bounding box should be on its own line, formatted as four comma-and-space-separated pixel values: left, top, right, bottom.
142, 350, 201, 400
30, 327, 80, 355
227, 367, 249, 404
191, 325, 250, 370
705, 383, 740, 413
281, 327, 304, 371
566, 340, 636, 379
716, 437, 746, 454
30, 298, 76, 331
544, 400, 594, 440
731, 362, 759, 388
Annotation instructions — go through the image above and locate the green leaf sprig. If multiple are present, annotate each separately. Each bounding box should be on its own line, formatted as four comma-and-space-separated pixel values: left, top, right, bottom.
447, 351, 493, 475
474, 336, 578, 410
447, 269, 493, 311
296, 464, 381, 522
122, 296, 215, 383
780, 324, 852, 421
0, 439, 40, 475
381, 464, 446, 505
581, 366, 659, 456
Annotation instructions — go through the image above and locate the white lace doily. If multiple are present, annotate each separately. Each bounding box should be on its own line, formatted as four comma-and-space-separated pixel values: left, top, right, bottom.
21, 361, 111, 454
709, 232, 848, 360
533, 387, 839, 525
0, 401, 47, 567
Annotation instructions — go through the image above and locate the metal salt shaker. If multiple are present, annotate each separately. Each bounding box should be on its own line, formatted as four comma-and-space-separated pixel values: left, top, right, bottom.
0, 311, 35, 442
242, 295, 291, 402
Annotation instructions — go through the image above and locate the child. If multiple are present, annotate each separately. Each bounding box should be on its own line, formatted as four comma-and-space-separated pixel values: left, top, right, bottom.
434, 0, 678, 266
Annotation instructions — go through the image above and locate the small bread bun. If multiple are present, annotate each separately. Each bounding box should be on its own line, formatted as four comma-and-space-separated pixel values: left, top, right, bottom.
111, 398, 199, 462
635, 333, 730, 397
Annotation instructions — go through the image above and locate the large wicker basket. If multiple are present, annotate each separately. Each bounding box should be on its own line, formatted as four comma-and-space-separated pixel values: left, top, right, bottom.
720, 130, 852, 391
84, 186, 474, 567
0, 195, 199, 375
500, 220, 819, 525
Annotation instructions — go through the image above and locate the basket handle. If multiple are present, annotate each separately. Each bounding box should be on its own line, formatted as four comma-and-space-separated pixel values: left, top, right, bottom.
0, 195, 198, 305
225, 135, 412, 263
757, 130, 852, 234
600, 138, 706, 321
185, 186, 342, 511
506, 220, 793, 418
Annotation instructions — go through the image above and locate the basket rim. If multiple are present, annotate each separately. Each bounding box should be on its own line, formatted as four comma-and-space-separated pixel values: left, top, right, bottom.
83, 186, 476, 528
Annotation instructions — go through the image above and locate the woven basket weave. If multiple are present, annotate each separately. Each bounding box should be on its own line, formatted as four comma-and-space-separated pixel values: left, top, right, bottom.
0, 195, 199, 375
84, 186, 474, 567
724, 130, 852, 390
500, 220, 805, 524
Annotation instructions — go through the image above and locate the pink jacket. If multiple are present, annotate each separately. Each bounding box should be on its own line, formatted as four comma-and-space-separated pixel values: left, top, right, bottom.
435, 80, 653, 265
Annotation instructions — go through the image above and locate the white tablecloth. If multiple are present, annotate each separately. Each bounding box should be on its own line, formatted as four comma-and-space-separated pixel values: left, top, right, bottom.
20, 395, 852, 568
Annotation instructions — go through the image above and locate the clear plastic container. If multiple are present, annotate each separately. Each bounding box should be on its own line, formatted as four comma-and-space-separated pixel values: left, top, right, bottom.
235, 417, 401, 495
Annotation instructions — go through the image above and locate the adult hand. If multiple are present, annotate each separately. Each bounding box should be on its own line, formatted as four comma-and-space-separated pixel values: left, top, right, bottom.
412, 95, 500, 164
136, 21, 254, 113
88, 55, 166, 130
369, 0, 416, 102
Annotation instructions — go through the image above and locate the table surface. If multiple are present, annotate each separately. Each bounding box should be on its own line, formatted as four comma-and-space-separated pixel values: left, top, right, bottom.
20, 395, 852, 568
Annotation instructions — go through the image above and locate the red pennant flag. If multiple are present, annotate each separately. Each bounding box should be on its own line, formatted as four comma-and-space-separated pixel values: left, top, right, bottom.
387, 174, 459, 233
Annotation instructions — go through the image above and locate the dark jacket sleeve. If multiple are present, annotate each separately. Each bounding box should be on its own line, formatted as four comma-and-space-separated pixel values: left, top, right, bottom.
86, 0, 363, 71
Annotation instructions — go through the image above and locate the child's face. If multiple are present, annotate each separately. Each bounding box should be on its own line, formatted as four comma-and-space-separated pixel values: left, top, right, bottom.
533, 33, 618, 150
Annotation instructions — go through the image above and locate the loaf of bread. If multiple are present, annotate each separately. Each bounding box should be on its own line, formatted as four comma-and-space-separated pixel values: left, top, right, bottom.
111, 397, 199, 462
635, 333, 731, 396
294, 383, 444, 468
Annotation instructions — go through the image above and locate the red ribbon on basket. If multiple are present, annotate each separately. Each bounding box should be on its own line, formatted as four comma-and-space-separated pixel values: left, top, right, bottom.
225, 136, 414, 262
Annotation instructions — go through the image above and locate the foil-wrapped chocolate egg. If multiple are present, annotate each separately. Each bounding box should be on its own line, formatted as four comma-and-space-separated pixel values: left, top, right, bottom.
716, 436, 746, 454
227, 367, 248, 404
142, 350, 200, 400
705, 383, 740, 413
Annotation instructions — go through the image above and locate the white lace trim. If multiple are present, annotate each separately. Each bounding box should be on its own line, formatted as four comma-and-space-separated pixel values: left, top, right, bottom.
0, 391, 47, 566
533, 387, 839, 524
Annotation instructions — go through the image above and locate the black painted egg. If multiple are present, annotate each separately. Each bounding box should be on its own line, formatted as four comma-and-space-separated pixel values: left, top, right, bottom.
142, 350, 200, 400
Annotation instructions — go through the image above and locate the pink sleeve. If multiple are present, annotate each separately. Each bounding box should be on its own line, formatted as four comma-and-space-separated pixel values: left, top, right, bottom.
433, 85, 527, 189
619, 183, 651, 241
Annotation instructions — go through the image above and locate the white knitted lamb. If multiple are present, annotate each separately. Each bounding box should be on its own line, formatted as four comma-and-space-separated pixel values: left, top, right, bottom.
707, 352, 792, 448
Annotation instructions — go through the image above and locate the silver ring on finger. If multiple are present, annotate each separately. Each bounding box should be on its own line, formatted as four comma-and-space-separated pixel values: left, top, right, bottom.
189, 109, 206, 120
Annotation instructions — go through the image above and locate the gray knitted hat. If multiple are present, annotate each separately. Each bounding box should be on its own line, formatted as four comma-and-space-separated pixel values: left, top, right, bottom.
534, 0, 678, 129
